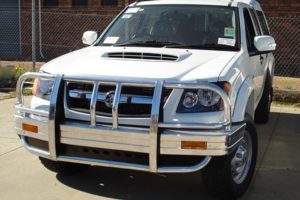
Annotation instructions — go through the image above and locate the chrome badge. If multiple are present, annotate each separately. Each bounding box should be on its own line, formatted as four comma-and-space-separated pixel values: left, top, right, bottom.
104, 91, 115, 108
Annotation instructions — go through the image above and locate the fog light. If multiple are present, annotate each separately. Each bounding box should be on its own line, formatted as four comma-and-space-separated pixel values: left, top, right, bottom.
181, 141, 207, 150
22, 123, 38, 133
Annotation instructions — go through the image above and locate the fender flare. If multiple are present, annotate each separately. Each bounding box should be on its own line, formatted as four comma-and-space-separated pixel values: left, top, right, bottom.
232, 76, 255, 122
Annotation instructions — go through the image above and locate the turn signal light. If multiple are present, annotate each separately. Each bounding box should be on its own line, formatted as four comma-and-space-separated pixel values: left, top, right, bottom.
223, 82, 231, 95
181, 141, 207, 150
22, 123, 38, 133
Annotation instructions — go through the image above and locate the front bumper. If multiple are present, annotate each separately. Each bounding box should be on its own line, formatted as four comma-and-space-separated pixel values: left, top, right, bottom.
15, 72, 245, 173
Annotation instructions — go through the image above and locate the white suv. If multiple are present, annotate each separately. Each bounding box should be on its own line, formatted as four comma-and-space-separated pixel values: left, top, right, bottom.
15, 0, 276, 199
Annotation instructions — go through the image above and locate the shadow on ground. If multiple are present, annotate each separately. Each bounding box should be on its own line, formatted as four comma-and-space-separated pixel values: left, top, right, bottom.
57, 167, 214, 200
55, 111, 300, 200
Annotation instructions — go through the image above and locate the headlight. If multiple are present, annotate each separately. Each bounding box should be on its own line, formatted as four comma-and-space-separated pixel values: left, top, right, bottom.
198, 89, 221, 107
182, 92, 199, 108
176, 82, 230, 113
32, 78, 54, 101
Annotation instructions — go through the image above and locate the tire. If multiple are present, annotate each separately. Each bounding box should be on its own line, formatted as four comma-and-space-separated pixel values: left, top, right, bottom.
254, 73, 272, 124
201, 117, 257, 200
39, 157, 90, 175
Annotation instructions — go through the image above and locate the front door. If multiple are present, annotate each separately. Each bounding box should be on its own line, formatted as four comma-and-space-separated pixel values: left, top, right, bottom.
243, 8, 265, 105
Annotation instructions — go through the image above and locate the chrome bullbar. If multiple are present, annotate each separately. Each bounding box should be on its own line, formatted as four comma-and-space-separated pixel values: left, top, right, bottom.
15, 72, 245, 173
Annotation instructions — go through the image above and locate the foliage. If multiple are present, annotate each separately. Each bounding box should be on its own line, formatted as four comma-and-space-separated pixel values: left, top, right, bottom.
13, 64, 31, 81
0, 65, 14, 78
23, 87, 32, 96
0, 64, 32, 88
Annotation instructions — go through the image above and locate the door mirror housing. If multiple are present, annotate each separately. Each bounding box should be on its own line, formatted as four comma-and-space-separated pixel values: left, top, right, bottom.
82, 31, 98, 45
254, 36, 277, 53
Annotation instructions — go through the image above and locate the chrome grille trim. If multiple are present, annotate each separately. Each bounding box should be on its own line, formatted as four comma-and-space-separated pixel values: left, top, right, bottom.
90, 82, 99, 126
64, 77, 156, 87
112, 83, 122, 129
63, 77, 231, 130
68, 90, 153, 105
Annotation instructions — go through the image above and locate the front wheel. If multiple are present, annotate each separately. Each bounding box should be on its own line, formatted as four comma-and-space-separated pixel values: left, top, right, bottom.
202, 118, 257, 200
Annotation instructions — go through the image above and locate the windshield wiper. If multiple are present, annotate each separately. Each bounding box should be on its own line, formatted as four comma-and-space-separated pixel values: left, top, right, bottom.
166, 43, 239, 51
114, 40, 182, 47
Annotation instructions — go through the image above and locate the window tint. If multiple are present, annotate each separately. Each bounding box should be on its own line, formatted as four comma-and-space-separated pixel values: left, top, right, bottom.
72, 0, 88, 7
249, 8, 261, 35
102, 0, 118, 6
256, 11, 270, 35
243, 9, 256, 52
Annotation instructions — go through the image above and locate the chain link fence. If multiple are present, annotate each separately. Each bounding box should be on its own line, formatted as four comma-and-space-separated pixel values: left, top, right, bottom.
268, 16, 300, 78
19, 10, 115, 61
0, 8, 22, 60
267, 16, 300, 93
1, 9, 300, 91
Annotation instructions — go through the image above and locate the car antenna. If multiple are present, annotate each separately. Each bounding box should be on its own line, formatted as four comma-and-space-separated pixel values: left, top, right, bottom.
228, 0, 234, 7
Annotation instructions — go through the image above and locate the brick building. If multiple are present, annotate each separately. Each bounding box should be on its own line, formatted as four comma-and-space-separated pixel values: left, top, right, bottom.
21, 0, 131, 13
19, 0, 300, 16
260, 0, 300, 16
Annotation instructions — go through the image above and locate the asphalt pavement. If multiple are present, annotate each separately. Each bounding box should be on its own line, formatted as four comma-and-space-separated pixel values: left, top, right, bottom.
0, 98, 299, 200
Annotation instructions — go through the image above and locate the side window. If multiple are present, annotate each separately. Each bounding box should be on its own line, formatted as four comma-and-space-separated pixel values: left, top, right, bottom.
249, 8, 262, 35
256, 11, 270, 35
243, 9, 256, 52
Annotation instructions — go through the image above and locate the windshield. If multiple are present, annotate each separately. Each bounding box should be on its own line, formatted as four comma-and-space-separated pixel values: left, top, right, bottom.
98, 5, 239, 50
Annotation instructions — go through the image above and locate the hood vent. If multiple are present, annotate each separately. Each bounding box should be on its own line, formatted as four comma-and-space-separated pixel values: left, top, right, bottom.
105, 52, 179, 61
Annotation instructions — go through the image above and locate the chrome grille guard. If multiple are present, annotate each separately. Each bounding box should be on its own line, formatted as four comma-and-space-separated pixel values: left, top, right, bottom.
16, 72, 233, 173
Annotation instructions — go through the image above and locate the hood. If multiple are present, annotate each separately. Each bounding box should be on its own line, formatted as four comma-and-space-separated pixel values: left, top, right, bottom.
42, 46, 238, 82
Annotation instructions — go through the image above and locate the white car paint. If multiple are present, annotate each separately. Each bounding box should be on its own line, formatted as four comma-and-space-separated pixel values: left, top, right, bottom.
37, 0, 275, 124
42, 47, 238, 82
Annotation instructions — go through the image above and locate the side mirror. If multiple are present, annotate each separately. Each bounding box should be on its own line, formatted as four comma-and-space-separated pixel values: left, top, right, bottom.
82, 31, 98, 45
254, 36, 277, 53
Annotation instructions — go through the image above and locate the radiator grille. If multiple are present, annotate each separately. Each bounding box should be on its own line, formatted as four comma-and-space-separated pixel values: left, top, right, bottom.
66, 82, 171, 118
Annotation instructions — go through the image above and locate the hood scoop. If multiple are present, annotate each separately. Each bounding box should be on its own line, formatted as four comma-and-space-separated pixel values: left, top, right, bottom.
103, 52, 180, 61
